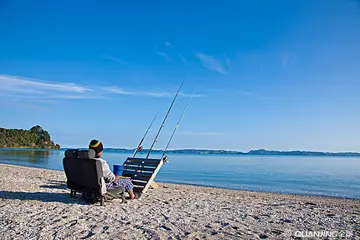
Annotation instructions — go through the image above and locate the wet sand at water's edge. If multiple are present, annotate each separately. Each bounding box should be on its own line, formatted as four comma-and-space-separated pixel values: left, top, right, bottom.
0, 163, 359, 239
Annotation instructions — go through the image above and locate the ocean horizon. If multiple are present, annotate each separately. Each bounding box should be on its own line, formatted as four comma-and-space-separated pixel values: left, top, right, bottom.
6, 147, 357, 157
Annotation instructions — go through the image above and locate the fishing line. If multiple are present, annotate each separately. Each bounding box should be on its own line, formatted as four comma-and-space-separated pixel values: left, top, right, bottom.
161, 85, 197, 160
145, 77, 186, 159
132, 113, 157, 158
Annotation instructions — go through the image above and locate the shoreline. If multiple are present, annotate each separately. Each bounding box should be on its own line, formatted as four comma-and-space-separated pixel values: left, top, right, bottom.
1, 162, 359, 201
1, 163, 359, 239
159, 180, 360, 201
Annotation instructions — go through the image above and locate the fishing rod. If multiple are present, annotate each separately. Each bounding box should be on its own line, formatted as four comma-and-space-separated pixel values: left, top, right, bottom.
146, 77, 186, 159
161, 85, 197, 159
132, 113, 157, 158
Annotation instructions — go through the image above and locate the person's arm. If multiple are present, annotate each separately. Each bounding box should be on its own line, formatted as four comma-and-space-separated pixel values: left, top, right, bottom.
100, 159, 116, 183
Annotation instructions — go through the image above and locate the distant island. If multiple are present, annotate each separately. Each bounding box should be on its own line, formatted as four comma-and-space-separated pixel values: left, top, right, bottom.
76, 148, 360, 157
0, 125, 60, 149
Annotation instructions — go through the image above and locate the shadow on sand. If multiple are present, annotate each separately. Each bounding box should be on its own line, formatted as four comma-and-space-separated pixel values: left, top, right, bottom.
40, 183, 68, 190
39, 179, 68, 190
0, 191, 88, 205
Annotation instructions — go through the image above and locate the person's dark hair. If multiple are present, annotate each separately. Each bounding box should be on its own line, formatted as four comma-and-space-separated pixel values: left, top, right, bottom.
89, 139, 104, 157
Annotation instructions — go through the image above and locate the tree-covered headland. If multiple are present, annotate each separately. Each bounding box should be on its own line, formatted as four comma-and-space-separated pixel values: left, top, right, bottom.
0, 125, 60, 149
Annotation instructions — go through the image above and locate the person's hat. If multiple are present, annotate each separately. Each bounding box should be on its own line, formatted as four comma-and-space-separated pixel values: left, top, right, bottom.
89, 139, 103, 155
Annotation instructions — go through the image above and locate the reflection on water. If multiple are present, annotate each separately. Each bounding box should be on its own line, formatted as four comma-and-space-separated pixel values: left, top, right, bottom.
0, 149, 63, 170
0, 149, 50, 162
1, 149, 360, 199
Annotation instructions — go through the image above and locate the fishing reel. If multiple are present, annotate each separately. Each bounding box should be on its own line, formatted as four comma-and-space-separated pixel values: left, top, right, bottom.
162, 155, 169, 163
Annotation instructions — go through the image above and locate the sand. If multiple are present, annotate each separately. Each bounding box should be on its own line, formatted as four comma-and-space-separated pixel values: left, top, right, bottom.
0, 163, 359, 239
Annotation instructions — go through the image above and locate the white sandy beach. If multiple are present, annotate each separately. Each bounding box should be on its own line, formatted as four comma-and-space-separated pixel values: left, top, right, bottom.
0, 163, 359, 239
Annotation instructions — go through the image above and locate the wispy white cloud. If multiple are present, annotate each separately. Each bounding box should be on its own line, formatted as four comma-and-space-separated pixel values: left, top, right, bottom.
157, 42, 175, 62
0, 75, 203, 103
102, 86, 171, 97
195, 52, 229, 74
102, 55, 131, 67
102, 86, 203, 98
179, 92, 203, 98
178, 53, 188, 64
43, 95, 101, 99
157, 42, 188, 64
101, 86, 132, 95
0, 75, 90, 93
0, 75, 92, 100
143, 92, 173, 97
157, 51, 174, 62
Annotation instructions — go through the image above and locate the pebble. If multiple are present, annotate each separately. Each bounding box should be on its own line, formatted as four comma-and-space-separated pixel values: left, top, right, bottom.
259, 233, 268, 239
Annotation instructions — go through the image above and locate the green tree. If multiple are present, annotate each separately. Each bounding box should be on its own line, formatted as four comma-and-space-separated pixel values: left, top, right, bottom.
0, 125, 60, 149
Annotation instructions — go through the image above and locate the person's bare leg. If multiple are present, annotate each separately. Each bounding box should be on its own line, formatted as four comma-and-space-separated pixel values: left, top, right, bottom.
129, 189, 135, 199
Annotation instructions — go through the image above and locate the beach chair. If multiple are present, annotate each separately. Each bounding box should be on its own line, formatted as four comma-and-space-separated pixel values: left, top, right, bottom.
63, 149, 125, 206
121, 156, 166, 193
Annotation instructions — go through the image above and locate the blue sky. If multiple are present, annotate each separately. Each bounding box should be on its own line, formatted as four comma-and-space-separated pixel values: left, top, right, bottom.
1, 0, 360, 152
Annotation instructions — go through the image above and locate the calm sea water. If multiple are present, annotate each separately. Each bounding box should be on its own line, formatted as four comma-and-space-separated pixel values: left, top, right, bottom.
1, 149, 360, 199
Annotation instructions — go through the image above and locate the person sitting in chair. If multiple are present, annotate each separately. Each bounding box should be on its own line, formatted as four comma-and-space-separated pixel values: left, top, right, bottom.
89, 139, 136, 200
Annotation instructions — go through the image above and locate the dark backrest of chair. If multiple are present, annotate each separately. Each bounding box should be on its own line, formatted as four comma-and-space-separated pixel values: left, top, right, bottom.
63, 149, 103, 192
